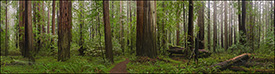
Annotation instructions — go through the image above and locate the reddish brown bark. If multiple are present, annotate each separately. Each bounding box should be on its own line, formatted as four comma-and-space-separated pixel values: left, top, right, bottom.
19, 1, 26, 57
5, 0, 8, 56
198, 2, 205, 49
51, 0, 55, 45
103, 0, 114, 63
136, 1, 157, 58
25, 0, 35, 62
224, 2, 228, 50
213, 1, 217, 52
58, 0, 72, 61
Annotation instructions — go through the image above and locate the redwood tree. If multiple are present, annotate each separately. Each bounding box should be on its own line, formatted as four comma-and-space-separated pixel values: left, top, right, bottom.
240, 0, 247, 45
103, 0, 114, 63
136, 1, 157, 58
224, 2, 228, 50
58, 0, 72, 61
197, 2, 204, 49
5, 0, 8, 56
207, 0, 211, 50
213, 1, 217, 52
25, 0, 35, 62
51, 0, 55, 48
79, 1, 85, 56
19, 1, 26, 57
186, 0, 194, 56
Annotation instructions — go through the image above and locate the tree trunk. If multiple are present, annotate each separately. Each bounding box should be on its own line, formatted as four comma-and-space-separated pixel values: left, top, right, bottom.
0, 2, 1, 55
5, 0, 9, 56
162, 1, 166, 54
207, 0, 211, 50
213, 1, 217, 53
51, 0, 55, 49
186, 0, 194, 57
120, 1, 124, 55
103, 0, 114, 63
249, 2, 254, 51
25, 0, 35, 62
238, 0, 241, 44
224, 2, 228, 50
19, 1, 26, 57
198, 2, 204, 49
221, 2, 224, 48
79, 1, 85, 56
240, 0, 247, 45
47, 4, 50, 34
176, 3, 180, 46
58, 0, 72, 61
42, 2, 46, 34
136, 1, 157, 58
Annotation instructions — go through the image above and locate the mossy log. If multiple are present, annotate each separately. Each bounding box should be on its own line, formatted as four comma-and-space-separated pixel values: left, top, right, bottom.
167, 46, 211, 58
210, 53, 251, 71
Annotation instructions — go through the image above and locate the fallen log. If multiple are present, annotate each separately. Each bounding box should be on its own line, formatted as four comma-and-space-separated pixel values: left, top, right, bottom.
167, 46, 211, 58
209, 53, 251, 71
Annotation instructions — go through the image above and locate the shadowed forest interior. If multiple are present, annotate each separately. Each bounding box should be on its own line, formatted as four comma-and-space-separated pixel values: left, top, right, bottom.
0, 0, 274, 73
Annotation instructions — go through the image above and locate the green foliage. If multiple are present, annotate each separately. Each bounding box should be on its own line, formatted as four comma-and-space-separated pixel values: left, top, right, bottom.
1, 55, 125, 73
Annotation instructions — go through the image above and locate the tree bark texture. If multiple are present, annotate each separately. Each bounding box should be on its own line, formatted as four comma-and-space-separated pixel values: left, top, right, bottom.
103, 0, 114, 63
186, 0, 194, 57
25, 0, 35, 62
198, 2, 204, 49
136, 1, 157, 58
213, 1, 217, 52
58, 0, 72, 61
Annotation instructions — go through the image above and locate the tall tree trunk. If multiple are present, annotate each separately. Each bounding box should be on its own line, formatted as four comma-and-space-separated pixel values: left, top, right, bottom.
182, 1, 186, 48
51, 0, 55, 49
250, 2, 254, 51
238, 0, 241, 44
198, 2, 204, 49
274, 0, 275, 40
58, 0, 72, 61
25, 0, 35, 62
35, 2, 42, 53
240, 0, 247, 45
47, 4, 50, 34
221, 2, 224, 48
79, 1, 85, 56
136, 1, 157, 58
5, 0, 8, 56
186, 0, 194, 57
120, 1, 124, 55
176, 3, 180, 46
213, 1, 217, 53
42, 2, 46, 34
224, 2, 228, 50
162, 1, 166, 54
19, 1, 26, 57
103, 0, 114, 63
0, 2, 1, 55
207, 0, 211, 50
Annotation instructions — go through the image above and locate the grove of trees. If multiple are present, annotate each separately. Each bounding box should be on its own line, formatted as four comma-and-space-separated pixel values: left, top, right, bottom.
0, 0, 274, 73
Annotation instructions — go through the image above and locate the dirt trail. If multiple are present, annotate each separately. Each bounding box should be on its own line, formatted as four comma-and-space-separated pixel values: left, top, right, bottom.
109, 58, 130, 73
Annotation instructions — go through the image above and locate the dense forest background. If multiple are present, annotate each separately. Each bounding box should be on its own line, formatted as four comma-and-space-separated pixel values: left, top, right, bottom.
0, 0, 274, 73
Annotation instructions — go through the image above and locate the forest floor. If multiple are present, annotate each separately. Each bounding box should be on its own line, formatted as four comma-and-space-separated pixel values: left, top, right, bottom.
1, 47, 274, 73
